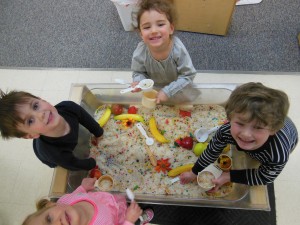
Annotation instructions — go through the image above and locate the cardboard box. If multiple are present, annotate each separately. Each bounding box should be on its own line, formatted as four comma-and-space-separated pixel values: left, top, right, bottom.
171, 0, 236, 36
112, 0, 140, 31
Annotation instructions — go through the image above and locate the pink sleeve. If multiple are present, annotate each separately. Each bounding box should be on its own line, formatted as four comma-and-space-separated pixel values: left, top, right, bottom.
122, 221, 134, 225
72, 185, 87, 194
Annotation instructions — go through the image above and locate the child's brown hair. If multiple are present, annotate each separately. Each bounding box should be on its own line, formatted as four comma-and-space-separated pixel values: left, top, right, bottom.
225, 82, 289, 132
136, 0, 176, 30
0, 90, 39, 139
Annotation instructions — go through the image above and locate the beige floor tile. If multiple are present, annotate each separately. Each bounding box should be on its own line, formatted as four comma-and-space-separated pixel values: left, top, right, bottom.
77, 70, 115, 83
275, 180, 300, 225
42, 70, 80, 91
10, 159, 53, 205
110, 70, 132, 82
40, 89, 73, 104
0, 138, 34, 161
0, 69, 48, 91
0, 159, 20, 202
0, 203, 35, 225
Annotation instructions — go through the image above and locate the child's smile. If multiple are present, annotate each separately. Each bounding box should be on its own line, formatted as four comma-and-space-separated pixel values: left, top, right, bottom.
16, 97, 67, 138
230, 113, 274, 150
139, 9, 174, 50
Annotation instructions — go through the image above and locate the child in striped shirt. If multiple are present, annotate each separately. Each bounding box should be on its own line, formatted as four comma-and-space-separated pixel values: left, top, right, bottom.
180, 82, 298, 192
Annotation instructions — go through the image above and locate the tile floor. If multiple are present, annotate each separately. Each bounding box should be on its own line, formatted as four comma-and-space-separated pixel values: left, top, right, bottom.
0, 69, 299, 225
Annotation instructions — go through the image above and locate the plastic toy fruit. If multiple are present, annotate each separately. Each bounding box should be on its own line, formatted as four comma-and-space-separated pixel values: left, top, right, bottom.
114, 114, 144, 122
111, 104, 123, 115
181, 137, 193, 149
174, 136, 193, 150
128, 106, 138, 114
168, 163, 194, 177
97, 107, 111, 127
193, 142, 208, 156
179, 109, 191, 117
149, 117, 169, 143
89, 166, 102, 179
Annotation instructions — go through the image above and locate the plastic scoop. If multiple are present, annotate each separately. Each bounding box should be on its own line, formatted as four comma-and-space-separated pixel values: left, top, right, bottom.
170, 177, 180, 184
194, 125, 220, 142
126, 188, 144, 222
120, 79, 154, 94
136, 123, 154, 146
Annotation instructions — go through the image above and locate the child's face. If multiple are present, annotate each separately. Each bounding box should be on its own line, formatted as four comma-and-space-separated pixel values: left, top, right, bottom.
16, 97, 62, 138
139, 9, 174, 49
29, 204, 83, 225
230, 113, 275, 150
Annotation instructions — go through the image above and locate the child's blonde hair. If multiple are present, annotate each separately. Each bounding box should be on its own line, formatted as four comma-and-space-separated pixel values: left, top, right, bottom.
136, 0, 176, 30
225, 82, 289, 132
0, 90, 39, 139
22, 198, 54, 225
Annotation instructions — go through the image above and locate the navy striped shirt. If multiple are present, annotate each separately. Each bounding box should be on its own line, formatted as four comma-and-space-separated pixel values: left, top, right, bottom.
192, 118, 298, 185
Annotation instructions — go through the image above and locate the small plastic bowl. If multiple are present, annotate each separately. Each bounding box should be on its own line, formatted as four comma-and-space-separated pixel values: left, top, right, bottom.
217, 154, 232, 171
94, 175, 114, 191
197, 164, 222, 191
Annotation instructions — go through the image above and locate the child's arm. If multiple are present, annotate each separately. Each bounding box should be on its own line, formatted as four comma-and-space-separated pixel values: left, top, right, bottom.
123, 201, 143, 225
71, 177, 97, 194
77, 104, 104, 138
131, 42, 149, 83
81, 177, 97, 191
230, 163, 287, 186
208, 172, 231, 192
179, 171, 197, 184
156, 90, 169, 104
161, 37, 196, 98
33, 139, 96, 171
180, 125, 230, 185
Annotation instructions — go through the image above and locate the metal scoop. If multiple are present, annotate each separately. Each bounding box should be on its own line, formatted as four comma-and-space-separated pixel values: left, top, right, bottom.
120, 79, 154, 94
136, 123, 154, 145
194, 126, 220, 142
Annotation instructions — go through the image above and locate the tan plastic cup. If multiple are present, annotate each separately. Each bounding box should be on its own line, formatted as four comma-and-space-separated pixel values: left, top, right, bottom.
94, 175, 114, 191
197, 164, 222, 191
142, 90, 158, 109
217, 154, 232, 171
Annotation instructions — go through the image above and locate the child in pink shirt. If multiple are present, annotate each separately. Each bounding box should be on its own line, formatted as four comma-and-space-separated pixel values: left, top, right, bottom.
22, 178, 154, 225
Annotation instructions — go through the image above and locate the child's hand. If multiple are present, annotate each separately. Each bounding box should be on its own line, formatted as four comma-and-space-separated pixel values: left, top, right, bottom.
91, 136, 102, 146
179, 171, 197, 184
131, 81, 142, 93
156, 90, 169, 104
208, 172, 231, 193
125, 200, 143, 223
81, 177, 97, 192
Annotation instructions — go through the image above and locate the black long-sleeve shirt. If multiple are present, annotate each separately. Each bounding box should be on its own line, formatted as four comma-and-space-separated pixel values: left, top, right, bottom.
192, 118, 298, 185
33, 101, 103, 171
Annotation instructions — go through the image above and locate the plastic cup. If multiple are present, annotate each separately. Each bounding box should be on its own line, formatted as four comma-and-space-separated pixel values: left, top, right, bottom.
197, 164, 222, 191
142, 90, 158, 109
94, 175, 114, 191
217, 154, 232, 171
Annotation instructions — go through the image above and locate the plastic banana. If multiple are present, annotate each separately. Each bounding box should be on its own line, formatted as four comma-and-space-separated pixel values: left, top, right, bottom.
98, 107, 111, 127
113, 114, 144, 122
167, 163, 194, 177
149, 117, 169, 143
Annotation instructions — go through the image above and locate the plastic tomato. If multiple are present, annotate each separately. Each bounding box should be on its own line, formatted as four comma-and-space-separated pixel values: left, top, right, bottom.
128, 106, 138, 114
